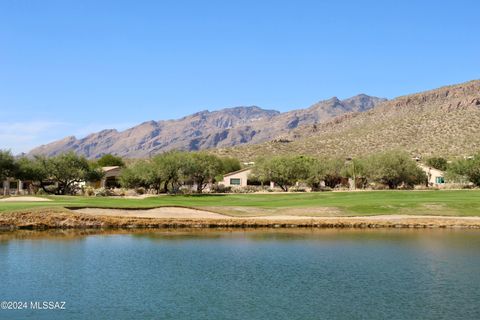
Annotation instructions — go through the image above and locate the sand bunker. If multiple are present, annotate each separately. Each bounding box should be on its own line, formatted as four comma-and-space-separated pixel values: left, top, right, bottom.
75, 207, 231, 219
0, 197, 52, 202
73, 207, 480, 226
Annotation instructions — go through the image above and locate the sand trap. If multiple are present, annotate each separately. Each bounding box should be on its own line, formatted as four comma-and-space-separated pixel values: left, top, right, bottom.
248, 214, 480, 222
73, 207, 480, 225
75, 207, 231, 219
0, 197, 52, 202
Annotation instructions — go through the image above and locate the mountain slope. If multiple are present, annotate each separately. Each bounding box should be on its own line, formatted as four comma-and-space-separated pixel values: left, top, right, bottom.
215, 80, 480, 160
28, 95, 385, 158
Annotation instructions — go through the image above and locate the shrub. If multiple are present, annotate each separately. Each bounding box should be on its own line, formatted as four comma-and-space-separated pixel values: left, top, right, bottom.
289, 186, 307, 192
84, 186, 95, 196
231, 186, 259, 193
210, 184, 232, 193
124, 189, 138, 197
318, 186, 333, 192
135, 187, 146, 195
113, 188, 126, 196
93, 188, 116, 197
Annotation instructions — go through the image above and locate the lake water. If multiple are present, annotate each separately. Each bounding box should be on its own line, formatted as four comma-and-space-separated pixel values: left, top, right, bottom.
1, 229, 480, 320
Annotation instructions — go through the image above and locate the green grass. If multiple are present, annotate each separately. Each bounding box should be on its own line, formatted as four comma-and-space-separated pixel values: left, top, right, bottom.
1, 190, 480, 216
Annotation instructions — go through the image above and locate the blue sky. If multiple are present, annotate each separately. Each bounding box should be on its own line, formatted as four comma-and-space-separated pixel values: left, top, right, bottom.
1, 0, 479, 153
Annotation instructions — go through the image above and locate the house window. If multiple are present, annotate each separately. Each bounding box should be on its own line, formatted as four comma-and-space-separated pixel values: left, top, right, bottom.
9, 181, 18, 189
435, 177, 445, 184
230, 178, 241, 185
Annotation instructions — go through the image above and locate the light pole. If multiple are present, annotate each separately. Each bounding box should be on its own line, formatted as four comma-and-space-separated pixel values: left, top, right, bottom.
345, 157, 356, 190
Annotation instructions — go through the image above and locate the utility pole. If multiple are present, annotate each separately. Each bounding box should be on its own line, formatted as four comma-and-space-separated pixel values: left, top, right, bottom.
346, 157, 356, 190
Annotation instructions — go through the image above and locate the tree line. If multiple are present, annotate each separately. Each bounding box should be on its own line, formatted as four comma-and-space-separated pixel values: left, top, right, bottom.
2, 149, 480, 195
1, 151, 107, 195
0, 150, 240, 195
253, 151, 427, 191
254, 151, 480, 190
120, 151, 240, 193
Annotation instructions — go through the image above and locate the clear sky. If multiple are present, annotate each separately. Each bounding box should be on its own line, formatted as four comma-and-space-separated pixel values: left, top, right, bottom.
1, 0, 479, 153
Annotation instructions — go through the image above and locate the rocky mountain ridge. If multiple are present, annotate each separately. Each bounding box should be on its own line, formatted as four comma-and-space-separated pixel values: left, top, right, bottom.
215, 80, 480, 160
29, 94, 385, 158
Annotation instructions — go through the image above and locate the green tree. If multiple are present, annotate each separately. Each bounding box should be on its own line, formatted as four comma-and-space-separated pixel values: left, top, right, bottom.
97, 154, 125, 167
15, 156, 47, 184
426, 157, 448, 171
182, 152, 223, 193
152, 151, 189, 193
120, 152, 224, 194
323, 158, 346, 188
36, 152, 104, 195
303, 157, 328, 190
364, 151, 426, 189
0, 150, 18, 181
121, 159, 165, 193
448, 154, 480, 186
254, 155, 311, 191
220, 157, 241, 174
119, 160, 151, 190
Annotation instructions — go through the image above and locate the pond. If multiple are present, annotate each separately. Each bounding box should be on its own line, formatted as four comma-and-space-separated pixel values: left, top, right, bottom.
1, 229, 480, 319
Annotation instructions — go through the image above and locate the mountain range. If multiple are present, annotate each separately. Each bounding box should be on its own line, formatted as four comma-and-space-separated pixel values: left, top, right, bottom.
29, 79, 480, 160
215, 80, 480, 160
28, 94, 386, 158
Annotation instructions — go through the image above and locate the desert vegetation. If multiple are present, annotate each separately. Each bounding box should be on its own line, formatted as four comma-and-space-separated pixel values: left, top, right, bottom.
253, 151, 427, 191
119, 151, 240, 194
3, 151, 104, 195
2, 149, 480, 197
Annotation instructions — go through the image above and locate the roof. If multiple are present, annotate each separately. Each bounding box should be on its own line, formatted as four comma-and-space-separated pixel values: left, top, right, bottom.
102, 166, 121, 172
223, 167, 253, 177
418, 164, 444, 175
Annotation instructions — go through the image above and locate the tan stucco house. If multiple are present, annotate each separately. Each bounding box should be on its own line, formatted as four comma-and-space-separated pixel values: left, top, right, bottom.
89, 166, 122, 188
419, 164, 445, 187
221, 168, 253, 187
101, 166, 122, 188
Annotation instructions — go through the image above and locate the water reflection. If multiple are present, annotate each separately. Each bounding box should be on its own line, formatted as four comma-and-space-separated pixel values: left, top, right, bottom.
1, 228, 480, 246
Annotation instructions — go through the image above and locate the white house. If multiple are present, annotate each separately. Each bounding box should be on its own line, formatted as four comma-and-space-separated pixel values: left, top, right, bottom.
221, 168, 253, 187
419, 164, 445, 187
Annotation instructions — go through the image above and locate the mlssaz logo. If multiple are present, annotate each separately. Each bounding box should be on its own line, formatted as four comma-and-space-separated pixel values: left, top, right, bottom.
30, 301, 66, 310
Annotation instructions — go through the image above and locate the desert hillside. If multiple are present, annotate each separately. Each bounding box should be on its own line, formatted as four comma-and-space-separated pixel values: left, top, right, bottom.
214, 80, 480, 160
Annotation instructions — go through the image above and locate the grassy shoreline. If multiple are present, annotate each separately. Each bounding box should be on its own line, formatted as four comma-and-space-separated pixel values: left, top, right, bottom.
2, 190, 480, 216
2, 190, 480, 230
2, 207, 480, 230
